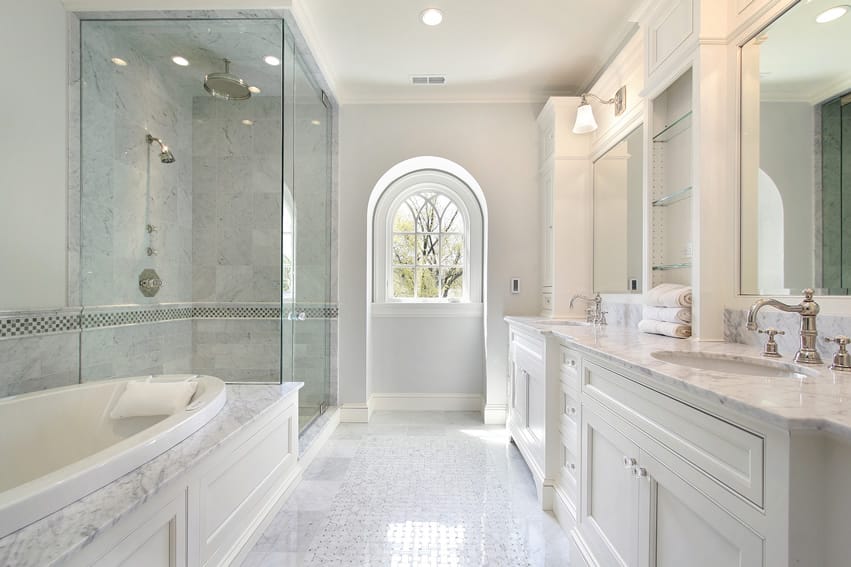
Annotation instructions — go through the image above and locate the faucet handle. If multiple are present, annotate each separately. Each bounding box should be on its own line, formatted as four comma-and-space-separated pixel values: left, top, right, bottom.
824, 336, 851, 372
757, 328, 784, 358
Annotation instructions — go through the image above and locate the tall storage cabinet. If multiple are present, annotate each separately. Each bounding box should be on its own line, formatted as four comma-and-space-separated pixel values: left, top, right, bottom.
536, 98, 592, 317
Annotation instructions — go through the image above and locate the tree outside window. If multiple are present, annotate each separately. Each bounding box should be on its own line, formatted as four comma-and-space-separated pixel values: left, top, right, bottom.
390, 191, 466, 300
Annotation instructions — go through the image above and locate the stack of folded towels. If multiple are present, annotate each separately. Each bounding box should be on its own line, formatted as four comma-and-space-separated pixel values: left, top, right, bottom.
638, 283, 692, 338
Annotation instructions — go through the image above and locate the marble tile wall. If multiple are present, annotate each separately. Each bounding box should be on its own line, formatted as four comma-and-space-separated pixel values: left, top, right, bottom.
81, 320, 193, 381
80, 22, 194, 307
0, 331, 79, 398
601, 301, 643, 329
192, 319, 281, 383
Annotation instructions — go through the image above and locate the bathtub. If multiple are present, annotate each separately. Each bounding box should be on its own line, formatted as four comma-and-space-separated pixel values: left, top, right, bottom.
0, 374, 226, 539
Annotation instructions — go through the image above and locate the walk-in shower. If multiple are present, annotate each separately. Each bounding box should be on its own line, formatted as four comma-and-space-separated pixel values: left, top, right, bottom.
79, 17, 334, 434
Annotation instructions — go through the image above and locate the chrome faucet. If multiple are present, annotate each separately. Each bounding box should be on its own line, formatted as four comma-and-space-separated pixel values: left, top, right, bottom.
570, 293, 605, 325
746, 288, 822, 365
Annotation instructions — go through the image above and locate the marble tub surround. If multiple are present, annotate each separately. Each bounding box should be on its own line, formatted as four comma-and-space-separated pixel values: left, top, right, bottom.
0, 333, 79, 397
724, 307, 851, 363
506, 316, 851, 439
0, 382, 302, 567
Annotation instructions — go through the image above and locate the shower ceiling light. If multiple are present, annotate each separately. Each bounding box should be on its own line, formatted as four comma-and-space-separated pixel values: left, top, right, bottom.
172, 56, 190, 66
111, 57, 128, 66
264, 55, 281, 66
420, 8, 444, 26
248, 86, 261, 94
816, 5, 849, 23
311, 120, 321, 126
242, 119, 254, 126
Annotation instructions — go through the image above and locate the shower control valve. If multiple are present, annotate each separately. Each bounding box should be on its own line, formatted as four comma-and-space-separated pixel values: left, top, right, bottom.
146, 247, 158, 256
146, 224, 158, 234
139, 268, 163, 298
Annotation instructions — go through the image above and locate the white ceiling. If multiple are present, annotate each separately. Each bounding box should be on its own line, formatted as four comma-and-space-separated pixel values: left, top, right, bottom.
295, 0, 641, 103
758, 0, 851, 104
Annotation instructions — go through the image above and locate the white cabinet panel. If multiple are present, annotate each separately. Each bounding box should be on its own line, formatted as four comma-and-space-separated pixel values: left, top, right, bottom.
580, 404, 641, 567
641, 452, 764, 567
583, 359, 764, 506
647, 0, 695, 77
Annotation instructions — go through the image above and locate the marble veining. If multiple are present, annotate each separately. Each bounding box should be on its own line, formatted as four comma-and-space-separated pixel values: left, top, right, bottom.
507, 316, 851, 440
0, 382, 302, 567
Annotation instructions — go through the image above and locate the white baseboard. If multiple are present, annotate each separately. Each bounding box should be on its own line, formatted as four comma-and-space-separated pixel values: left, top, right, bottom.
483, 403, 508, 424
340, 403, 370, 423
369, 393, 483, 412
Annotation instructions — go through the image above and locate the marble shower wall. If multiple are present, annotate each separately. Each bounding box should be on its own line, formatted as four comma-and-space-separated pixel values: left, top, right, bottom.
190, 95, 284, 382
80, 22, 194, 306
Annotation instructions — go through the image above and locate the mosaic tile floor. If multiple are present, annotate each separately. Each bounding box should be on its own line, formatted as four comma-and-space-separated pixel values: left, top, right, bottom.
243, 411, 571, 566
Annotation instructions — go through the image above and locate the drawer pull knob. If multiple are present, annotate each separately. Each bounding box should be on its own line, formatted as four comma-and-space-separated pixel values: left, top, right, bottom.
632, 466, 648, 478
623, 456, 637, 468
568, 462, 576, 471
567, 406, 577, 416
564, 358, 577, 367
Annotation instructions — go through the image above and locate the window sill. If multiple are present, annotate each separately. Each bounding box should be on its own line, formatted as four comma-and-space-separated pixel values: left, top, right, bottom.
370, 302, 484, 318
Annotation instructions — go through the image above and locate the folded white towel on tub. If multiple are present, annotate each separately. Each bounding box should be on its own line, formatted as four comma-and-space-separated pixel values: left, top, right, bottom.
645, 283, 692, 307
110, 379, 198, 419
642, 306, 692, 324
638, 319, 691, 339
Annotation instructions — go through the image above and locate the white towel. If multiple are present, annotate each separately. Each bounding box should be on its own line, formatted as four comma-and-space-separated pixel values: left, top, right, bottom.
638, 319, 691, 339
642, 306, 692, 324
645, 283, 692, 308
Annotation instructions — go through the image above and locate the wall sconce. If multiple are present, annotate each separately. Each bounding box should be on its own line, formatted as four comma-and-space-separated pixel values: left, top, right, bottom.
572, 86, 627, 134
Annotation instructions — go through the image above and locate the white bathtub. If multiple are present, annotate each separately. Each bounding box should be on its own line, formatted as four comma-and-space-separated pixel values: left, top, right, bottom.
0, 374, 226, 539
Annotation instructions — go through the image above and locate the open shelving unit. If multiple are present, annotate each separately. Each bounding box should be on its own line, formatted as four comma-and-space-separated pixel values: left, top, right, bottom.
650, 70, 693, 288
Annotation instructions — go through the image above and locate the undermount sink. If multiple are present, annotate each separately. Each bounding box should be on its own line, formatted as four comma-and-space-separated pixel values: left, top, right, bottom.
651, 351, 819, 379
533, 319, 592, 327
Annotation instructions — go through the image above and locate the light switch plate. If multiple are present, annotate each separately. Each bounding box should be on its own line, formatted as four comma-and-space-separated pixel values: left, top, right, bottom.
510, 277, 520, 294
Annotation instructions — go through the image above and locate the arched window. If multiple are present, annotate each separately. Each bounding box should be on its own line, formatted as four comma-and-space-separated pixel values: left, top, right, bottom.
390, 190, 466, 300
373, 168, 483, 305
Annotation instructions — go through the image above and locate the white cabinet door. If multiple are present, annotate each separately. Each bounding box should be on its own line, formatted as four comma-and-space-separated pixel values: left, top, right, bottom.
579, 404, 641, 567
527, 364, 546, 450
540, 170, 554, 290
638, 452, 764, 567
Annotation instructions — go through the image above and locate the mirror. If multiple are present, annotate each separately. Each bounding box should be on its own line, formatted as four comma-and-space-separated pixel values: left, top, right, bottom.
740, 0, 851, 295
593, 125, 644, 294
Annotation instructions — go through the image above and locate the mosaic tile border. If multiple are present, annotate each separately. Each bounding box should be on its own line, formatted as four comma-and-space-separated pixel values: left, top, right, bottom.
0, 303, 339, 339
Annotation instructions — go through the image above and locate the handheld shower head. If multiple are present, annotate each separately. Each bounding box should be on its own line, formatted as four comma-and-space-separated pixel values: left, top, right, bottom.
146, 134, 176, 164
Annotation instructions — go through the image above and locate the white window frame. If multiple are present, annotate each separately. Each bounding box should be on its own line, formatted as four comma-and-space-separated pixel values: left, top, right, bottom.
373, 170, 483, 306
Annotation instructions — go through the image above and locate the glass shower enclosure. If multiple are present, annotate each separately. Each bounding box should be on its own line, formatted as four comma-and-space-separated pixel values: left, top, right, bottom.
78, 16, 332, 432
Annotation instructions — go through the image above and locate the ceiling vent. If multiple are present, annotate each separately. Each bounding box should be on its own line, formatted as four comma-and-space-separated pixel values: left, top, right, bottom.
411, 75, 446, 86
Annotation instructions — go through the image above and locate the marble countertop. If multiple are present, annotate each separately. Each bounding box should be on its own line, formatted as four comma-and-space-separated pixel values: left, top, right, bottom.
505, 316, 851, 439
0, 382, 302, 567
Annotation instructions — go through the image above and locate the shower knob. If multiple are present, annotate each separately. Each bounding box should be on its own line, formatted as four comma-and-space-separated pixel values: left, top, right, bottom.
146, 247, 158, 256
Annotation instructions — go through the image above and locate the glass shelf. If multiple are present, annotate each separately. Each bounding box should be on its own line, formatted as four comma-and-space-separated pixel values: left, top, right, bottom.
652, 262, 692, 271
652, 186, 692, 207
652, 111, 692, 143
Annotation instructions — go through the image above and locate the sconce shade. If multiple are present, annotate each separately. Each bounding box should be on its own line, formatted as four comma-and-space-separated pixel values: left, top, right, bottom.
573, 103, 598, 134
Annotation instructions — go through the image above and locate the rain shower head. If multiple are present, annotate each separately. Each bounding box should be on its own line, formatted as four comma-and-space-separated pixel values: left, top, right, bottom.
146, 134, 175, 164
204, 58, 251, 101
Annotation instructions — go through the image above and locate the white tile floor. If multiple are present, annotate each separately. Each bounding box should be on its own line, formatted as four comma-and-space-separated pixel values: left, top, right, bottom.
243, 411, 571, 566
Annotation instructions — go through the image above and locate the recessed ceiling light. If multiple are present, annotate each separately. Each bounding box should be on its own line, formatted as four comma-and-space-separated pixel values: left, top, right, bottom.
171, 56, 189, 66
241, 119, 254, 126
264, 55, 280, 66
420, 8, 444, 26
248, 86, 261, 94
311, 120, 321, 126
816, 5, 849, 23
111, 57, 128, 66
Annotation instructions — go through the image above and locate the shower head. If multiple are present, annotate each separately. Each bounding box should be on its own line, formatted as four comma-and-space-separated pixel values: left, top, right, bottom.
204, 58, 251, 101
146, 134, 176, 164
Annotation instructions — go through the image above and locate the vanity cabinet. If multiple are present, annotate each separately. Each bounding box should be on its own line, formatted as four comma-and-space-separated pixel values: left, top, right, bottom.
536, 98, 592, 316
572, 355, 773, 567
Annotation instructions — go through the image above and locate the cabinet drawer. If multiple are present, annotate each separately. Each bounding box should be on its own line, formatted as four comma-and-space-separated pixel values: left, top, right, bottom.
561, 389, 580, 453
559, 346, 581, 381
583, 360, 765, 507
560, 440, 579, 501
